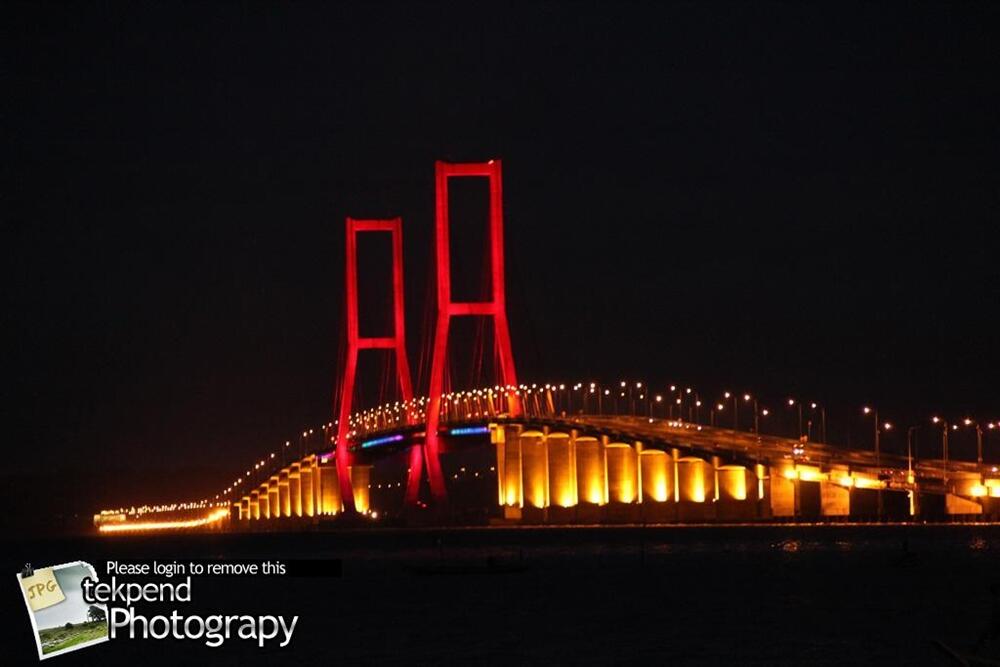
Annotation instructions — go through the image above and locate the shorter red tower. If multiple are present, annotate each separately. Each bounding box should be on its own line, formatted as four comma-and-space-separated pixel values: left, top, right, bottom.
334, 218, 414, 512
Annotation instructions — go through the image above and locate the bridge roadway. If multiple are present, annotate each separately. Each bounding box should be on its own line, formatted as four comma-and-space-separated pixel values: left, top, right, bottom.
525, 414, 976, 495
354, 412, 979, 496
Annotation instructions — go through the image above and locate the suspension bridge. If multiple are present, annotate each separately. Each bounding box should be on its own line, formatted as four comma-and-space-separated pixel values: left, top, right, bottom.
96, 160, 1000, 533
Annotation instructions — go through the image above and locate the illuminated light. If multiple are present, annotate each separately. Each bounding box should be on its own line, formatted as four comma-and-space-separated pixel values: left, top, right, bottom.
762, 409, 769, 416
99, 508, 229, 533
640, 450, 670, 502
783, 469, 798, 480
547, 433, 576, 507
670, 385, 676, 392
970, 484, 988, 498
717, 403, 724, 411
863, 406, 871, 414
620, 381, 627, 388
810, 402, 817, 409
964, 418, 973, 426
788, 398, 795, 406
685, 388, 692, 394
360, 434, 405, 449
838, 476, 855, 488
575, 437, 605, 505
932, 416, 941, 424
724, 392, 731, 399
883, 423, 892, 430
695, 400, 702, 407
717, 465, 748, 501
606, 443, 638, 503
449, 426, 490, 436
655, 395, 663, 402
796, 467, 821, 482
852, 476, 884, 490
744, 394, 751, 402
521, 431, 548, 508
676, 398, 681, 404
677, 457, 709, 503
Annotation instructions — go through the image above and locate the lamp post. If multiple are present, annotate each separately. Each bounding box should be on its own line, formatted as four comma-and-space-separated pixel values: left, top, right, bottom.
712, 402, 723, 427
931, 417, 949, 487
906, 425, 918, 480
962, 418, 984, 466
788, 398, 802, 438
759, 407, 769, 436
723, 392, 737, 430
809, 402, 826, 443
743, 394, 757, 433
862, 406, 890, 521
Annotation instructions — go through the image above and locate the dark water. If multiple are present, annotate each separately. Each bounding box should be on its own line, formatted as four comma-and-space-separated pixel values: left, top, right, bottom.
6, 525, 1000, 665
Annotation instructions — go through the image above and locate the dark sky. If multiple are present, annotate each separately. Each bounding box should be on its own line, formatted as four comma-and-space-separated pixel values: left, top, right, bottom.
4, 2, 999, 527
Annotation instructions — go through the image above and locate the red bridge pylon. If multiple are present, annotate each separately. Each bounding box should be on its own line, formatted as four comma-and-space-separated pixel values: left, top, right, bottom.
334, 217, 416, 513
421, 160, 520, 505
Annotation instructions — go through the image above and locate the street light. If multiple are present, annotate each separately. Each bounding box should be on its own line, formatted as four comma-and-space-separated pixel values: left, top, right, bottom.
931, 416, 950, 486
906, 425, 919, 483
862, 406, 890, 520
809, 402, 827, 443
962, 418, 984, 466
744, 393, 759, 433
711, 402, 724, 427
788, 398, 803, 438
723, 391, 738, 430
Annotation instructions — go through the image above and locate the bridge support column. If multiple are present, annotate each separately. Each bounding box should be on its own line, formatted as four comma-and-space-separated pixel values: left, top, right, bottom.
677, 456, 715, 521
300, 459, 315, 518
350, 465, 372, 514
547, 433, 576, 516
640, 449, 675, 523
575, 435, 604, 523
259, 484, 271, 520
289, 463, 302, 518
318, 460, 342, 515
717, 465, 756, 521
521, 431, 548, 519
278, 470, 291, 518
605, 442, 639, 523
501, 424, 524, 519
754, 464, 770, 518
820, 481, 851, 517
945, 493, 983, 516
250, 491, 260, 521
268, 476, 280, 518
769, 464, 796, 518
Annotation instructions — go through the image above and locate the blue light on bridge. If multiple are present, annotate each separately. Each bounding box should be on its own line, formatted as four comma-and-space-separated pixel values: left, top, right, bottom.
360, 434, 405, 449
448, 426, 490, 436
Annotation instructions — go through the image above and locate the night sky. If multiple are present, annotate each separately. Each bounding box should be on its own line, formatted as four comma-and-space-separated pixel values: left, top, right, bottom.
4, 3, 999, 532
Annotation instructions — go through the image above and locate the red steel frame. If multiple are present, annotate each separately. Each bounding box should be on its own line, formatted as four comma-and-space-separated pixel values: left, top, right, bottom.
422, 160, 519, 504
334, 217, 416, 513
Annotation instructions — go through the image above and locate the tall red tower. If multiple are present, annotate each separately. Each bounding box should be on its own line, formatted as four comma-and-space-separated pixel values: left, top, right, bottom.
421, 160, 519, 504
334, 217, 414, 513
